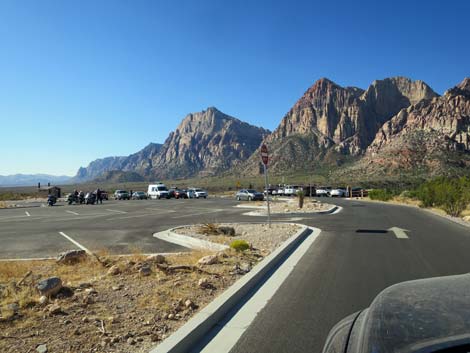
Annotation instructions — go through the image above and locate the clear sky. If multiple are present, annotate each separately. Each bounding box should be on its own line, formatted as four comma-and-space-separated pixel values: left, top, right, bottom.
0, 0, 469, 176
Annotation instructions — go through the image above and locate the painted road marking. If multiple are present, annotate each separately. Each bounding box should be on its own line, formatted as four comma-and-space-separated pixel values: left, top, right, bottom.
66, 210, 80, 216
25, 211, 30, 217
171, 209, 223, 219
388, 227, 410, 239
106, 213, 154, 221
106, 209, 128, 214
58, 232, 92, 254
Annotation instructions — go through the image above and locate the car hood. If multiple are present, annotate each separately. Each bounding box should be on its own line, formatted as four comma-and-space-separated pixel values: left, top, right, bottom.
349, 274, 470, 352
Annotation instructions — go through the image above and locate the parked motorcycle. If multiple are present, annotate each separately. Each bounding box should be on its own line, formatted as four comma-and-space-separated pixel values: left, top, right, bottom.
78, 192, 85, 204
47, 195, 57, 206
85, 192, 96, 205
67, 194, 78, 205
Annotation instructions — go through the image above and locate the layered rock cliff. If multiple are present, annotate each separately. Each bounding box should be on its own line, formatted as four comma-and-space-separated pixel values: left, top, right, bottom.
344, 78, 470, 178
244, 77, 438, 175
150, 107, 269, 178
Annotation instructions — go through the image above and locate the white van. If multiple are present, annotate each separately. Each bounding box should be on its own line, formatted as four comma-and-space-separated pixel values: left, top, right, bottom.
147, 183, 169, 199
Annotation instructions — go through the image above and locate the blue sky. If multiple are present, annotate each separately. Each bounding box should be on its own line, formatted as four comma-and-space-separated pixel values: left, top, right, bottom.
0, 0, 469, 176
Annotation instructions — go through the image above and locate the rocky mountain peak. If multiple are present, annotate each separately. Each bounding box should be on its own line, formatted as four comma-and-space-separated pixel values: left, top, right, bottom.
446, 78, 470, 97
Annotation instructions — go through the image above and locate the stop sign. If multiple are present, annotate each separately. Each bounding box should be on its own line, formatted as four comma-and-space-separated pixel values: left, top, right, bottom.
260, 144, 269, 165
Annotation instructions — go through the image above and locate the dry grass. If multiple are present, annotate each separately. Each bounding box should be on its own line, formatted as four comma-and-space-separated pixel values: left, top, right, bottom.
0, 201, 7, 208
197, 223, 220, 235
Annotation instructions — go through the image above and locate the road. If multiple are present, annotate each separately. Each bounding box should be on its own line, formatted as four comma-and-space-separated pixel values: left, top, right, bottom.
229, 198, 470, 353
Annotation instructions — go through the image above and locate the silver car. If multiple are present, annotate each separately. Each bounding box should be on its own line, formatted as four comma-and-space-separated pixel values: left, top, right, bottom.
236, 189, 264, 201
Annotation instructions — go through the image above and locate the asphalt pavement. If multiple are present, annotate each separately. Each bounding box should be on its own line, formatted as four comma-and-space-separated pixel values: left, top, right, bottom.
0, 197, 266, 259
229, 198, 470, 353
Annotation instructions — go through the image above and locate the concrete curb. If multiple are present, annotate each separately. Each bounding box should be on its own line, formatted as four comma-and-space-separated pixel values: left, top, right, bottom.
242, 204, 338, 216
153, 227, 229, 251
150, 223, 313, 353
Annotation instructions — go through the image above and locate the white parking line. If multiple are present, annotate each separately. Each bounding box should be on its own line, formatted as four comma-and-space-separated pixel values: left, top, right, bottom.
66, 210, 80, 216
58, 232, 92, 255
171, 209, 223, 219
106, 209, 128, 214
25, 211, 30, 217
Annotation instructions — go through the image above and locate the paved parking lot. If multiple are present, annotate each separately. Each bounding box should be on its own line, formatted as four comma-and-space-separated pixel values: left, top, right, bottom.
0, 198, 293, 259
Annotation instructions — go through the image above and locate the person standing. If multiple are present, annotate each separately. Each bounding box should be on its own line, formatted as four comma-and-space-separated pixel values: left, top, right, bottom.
130, 190, 133, 200
96, 188, 102, 204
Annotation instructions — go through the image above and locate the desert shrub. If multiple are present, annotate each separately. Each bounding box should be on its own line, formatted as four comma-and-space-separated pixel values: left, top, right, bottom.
416, 177, 470, 217
369, 189, 397, 201
230, 240, 250, 252
197, 223, 219, 235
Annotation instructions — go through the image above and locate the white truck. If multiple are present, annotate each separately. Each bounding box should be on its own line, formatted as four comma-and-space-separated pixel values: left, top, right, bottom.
147, 183, 169, 199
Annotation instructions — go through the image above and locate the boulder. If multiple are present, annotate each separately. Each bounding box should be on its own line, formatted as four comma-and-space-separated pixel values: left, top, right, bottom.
107, 265, 121, 276
56, 250, 87, 264
217, 226, 236, 236
198, 278, 211, 289
197, 255, 218, 265
37, 277, 62, 297
48, 304, 62, 315
139, 266, 152, 276
36, 345, 48, 353
146, 254, 166, 263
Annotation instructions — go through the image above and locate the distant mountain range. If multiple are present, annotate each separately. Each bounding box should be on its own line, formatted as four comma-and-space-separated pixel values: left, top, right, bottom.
0, 174, 72, 187
74, 76, 470, 183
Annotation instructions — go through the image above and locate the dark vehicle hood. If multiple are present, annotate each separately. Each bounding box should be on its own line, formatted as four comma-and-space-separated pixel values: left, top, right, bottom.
349, 273, 470, 352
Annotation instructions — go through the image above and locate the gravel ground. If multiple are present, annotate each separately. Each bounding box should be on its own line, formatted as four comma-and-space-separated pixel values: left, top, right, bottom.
174, 223, 302, 252
0, 249, 264, 353
238, 199, 334, 214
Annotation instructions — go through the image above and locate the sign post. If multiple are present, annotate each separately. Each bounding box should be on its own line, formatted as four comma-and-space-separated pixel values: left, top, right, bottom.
260, 144, 271, 227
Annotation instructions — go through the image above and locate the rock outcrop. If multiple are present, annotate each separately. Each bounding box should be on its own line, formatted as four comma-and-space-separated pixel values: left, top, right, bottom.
149, 107, 268, 179
243, 77, 438, 175
75, 107, 267, 181
75, 143, 162, 182
344, 78, 470, 178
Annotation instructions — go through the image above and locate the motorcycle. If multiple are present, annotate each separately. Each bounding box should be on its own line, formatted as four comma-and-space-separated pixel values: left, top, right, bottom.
78, 193, 85, 204
85, 192, 96, 205
67, 194, 79, 205
47, 195, 57, 206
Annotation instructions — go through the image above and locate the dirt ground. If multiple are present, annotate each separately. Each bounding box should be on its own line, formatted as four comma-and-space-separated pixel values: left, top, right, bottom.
239, 198, 333, 214
0, 248, 265, 353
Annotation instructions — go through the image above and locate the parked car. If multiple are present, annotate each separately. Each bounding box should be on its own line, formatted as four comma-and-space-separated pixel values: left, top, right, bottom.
147, 184, 169, 199
264, 187, 277, 195
236, 189, 264, 201
174, 189, 188, 199
132, 191, 147, 200
114, 190, 129, 200
316, 186, 331, 197
187, 188, 207, 199
276, 186, 285, 196
330, 188, 347, 197
284, 185, 301, 196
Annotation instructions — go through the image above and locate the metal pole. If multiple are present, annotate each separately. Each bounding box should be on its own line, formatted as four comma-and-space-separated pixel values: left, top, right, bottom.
264, 164, 271, 227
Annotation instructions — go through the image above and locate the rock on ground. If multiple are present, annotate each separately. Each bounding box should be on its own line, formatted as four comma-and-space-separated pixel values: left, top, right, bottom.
37, 277, 62, 297
198, 255, 218, 265
56, 249, 87, 264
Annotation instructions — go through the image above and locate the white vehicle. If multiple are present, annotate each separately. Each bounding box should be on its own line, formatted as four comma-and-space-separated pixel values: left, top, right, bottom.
316, 186, 331, 197
147, 183, 169, 199
330, 188, 347, 197
284, 185, 301, 196
187, 188, 208, 199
